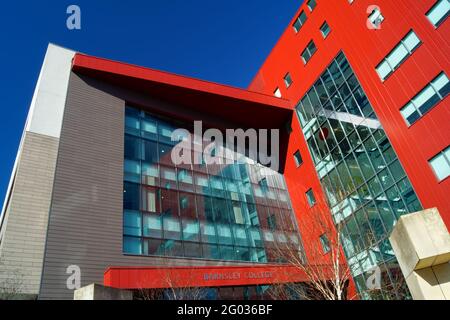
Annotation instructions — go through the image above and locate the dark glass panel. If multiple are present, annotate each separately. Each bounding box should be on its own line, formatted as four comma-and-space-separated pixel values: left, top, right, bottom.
124, 182, 140, 210
143, 213, 163, 238
125, 135, 141, 160
161, 189, 179, 216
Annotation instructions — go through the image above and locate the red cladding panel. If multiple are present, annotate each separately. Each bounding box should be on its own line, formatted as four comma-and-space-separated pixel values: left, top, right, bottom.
249, 0, 450, 240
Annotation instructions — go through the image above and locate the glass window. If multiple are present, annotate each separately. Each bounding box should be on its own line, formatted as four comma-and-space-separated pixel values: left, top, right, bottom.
301, 40, 317, 64
123, 237, 142, 255
124, 210, 142, 236
337, 161, 355, 195
125, 135, 141, 160
378, 168, 394, 189
354, 88, 372, 117
144, 238, 163, 256
294, 150, 303, 167
273, 87, 282, 98
376, 61, 392, 80
385, 185, 406, 219
376, 30, 421, 81
125, 109, 140, 136
158, 143, 175, 166
124, 159, 140, 183
320, 21, 331, 38
389, 160, 405, 182
307, 0, 317, 12
158, 124, 175, 144
163, 216, 182, 240
356, 150, 374, 180
320, 234, 331, 253
400, 72, 449, 126
426, 0, 450, 27
397, 178, 422, 212
161, 189, 179, 216
294, 53, 423, 294
293, 11, 307, 33
214, 197, 232, 223
143, 214, 163, 238
164, 240, 183, 257
328, 118, 345, 142
386, 45, 409, 69
202, 243, 219, 259
414, 86, 440, 115
161, 166, 177, 189
182, 219, 200, 242
179, 192, 196, 219
432, 72, 450, 97
308, 88, 321, 114
400, 102, 420, 126
123, 106, 302, 263
284, 73, 293, 88
177, 168, 193, 192
429, 147, 450, 181
345, 95, 362, 117
141, 118, 158, 140
315, 78, 328, 104
142, 162, 159, 186
142, 140, 158, 163
183, 241, 202, 258
403, 31, 421, 52
364, 137, 384, 172
233, 225, 249, 246
217, 224, 233, 245
364, 202, 385, 242
142, 186, 160, 212
200, 221, 217, 243
306, 188, 316, 207
124, 182, 140, 210
300, 95, 314, 122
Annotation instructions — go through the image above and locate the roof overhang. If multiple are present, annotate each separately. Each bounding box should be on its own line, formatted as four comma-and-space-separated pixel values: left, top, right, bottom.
71, 53, 294, 172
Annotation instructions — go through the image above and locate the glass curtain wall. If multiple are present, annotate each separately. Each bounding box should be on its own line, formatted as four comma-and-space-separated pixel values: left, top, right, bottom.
123, 106, 303, 264
296, 52, 422, 299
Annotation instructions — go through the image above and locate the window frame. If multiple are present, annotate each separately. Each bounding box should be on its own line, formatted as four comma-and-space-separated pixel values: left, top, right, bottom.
376, 30, 422, 81
319, 233, 331, 254
306, 188, 317, 207
399, 72, 449, 126
294, 150, 303, 167
429, 146, 450, 182
307, 0, 317, 12
284, 73, 293, 88
320, 21, 331, 38
426, 0, 450, 28
301, 40, 318, 65
293, 10, 307, 33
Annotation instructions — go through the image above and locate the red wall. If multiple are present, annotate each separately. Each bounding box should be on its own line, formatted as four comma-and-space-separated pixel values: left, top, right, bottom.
249, 0, 450, 253
104, 265, 318, 289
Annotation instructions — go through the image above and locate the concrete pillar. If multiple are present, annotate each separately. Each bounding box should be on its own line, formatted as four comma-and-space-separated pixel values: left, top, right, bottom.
389, 208, 450, 300
74, 283, 133, 300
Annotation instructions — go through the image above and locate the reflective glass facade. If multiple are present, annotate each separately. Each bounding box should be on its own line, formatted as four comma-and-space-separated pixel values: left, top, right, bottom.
123, 106, 303, 263
296, 52, 422, 299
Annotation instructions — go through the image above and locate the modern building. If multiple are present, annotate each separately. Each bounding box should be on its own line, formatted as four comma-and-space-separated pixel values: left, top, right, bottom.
249, 0, 449, 299
0, 0, 448, 300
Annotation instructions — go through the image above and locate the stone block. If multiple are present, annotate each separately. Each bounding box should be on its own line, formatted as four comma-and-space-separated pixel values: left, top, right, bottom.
74, 283, 132, 300
389, 208, 450, 276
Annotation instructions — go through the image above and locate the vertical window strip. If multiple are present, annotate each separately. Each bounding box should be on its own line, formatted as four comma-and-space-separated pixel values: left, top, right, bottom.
376, 30, 421, 81
400, 72, 449, 126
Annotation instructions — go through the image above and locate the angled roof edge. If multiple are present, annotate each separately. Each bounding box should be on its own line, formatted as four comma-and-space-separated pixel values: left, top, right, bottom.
72, 53, 293, 110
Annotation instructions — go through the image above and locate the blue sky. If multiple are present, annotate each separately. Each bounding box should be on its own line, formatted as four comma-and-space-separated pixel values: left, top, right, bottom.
0, 0, 301, 200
